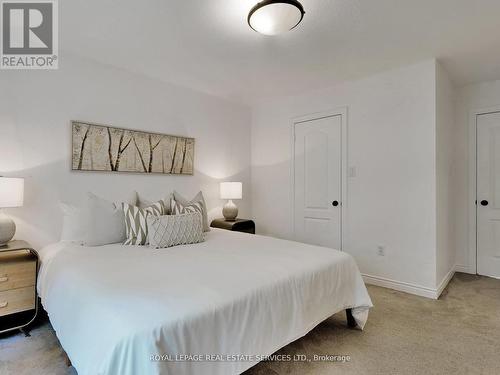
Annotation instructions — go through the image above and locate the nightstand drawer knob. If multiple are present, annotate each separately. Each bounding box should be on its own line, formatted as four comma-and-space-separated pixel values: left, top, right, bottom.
0, 276, 8, 283
0, 301, 8, 308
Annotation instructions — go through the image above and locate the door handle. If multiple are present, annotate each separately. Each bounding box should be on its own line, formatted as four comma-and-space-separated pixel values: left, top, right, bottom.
480, 200, 489, 206
332, 201, 339, 207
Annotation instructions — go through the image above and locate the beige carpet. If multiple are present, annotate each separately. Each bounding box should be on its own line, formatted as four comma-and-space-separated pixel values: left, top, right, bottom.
1, 273, 499, 375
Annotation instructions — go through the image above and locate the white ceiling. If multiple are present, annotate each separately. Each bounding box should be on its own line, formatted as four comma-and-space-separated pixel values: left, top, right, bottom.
61, 0, 500, 104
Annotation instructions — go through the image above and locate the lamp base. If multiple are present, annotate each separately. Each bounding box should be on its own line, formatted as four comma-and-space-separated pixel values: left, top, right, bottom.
0, 212, 16, 246
222, 200, 238, 221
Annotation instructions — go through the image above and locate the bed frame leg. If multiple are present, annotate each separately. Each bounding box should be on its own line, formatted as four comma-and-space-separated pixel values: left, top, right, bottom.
20, 327, 31, 337
63, 350, 72, 367
346, 308, 357, 328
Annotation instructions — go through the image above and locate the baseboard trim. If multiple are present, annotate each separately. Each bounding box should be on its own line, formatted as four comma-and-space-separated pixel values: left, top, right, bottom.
435, 267, 455, 299
362, 274, 438, 299
455, 264, 474, 274
363, 267, 457, 300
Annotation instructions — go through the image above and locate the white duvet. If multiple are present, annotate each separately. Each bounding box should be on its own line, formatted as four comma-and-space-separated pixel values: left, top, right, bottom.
38, 229, 372, 375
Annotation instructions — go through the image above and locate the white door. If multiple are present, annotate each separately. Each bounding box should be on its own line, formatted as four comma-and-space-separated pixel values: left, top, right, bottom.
477, 112, 500, 278
293, 115, 342, 249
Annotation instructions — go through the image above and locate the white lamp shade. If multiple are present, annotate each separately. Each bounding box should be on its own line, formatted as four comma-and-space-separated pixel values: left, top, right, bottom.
220, 182, 242, 200
248, 1, 304, 36
0, 177, 24, 208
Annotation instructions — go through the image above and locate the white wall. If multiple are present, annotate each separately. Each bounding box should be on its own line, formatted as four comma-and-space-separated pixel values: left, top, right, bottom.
0, 52, 464, 297
251, 60, 439, 291
435, 62, 457, 287
0, 52, 252, 249
454, 79, 500, 273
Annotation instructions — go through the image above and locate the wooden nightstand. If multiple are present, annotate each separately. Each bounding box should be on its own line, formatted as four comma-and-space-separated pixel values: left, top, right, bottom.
0, 240, 38, 335
210, 218, 255, 234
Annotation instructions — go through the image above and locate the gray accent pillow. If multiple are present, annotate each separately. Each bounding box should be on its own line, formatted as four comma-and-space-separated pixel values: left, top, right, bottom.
148, 212, 204, 249
122, 200, 166, 245
172, 191, 209, 232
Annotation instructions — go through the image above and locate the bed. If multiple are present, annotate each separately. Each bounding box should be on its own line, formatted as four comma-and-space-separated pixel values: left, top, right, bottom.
37, 228, 372, 375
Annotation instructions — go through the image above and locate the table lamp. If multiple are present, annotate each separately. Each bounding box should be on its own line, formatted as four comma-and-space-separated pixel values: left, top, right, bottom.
0, 177, 24, 246
220, 182, 242, 221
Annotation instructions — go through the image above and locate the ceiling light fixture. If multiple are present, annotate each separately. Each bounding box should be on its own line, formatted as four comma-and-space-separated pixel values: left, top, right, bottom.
248, 0, 305, 36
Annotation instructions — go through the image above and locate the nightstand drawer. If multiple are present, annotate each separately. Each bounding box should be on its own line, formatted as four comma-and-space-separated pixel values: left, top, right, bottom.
0, 286, 36, 317
0, 257, 37, 292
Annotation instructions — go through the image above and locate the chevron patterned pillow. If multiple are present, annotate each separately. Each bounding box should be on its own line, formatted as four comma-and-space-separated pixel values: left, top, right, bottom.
170, 194, 210, 232
172, 191, 210, 232
148, 212, 204, 249
122, 200, 166, 245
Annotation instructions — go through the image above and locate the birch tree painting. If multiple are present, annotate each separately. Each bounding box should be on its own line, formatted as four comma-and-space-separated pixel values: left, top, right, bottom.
72, 122, 194, 175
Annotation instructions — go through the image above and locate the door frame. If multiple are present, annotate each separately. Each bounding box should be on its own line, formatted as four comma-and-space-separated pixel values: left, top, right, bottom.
468, 106, 500, 274
290, 107, 348, 251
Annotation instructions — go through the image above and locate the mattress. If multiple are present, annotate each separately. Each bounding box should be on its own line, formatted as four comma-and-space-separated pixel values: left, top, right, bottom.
37, 229, 372, 375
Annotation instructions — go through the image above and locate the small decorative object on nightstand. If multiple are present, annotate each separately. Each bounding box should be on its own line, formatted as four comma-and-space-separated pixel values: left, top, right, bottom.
220, 182, 242, 221
210, 218, 255, 234
0, 177, 24, 246
0, 240, 38, 336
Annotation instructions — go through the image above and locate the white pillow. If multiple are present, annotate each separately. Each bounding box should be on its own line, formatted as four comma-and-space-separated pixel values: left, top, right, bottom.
60, 192, 138, 246
59, 203, 86, 245
84, 193, 126, 246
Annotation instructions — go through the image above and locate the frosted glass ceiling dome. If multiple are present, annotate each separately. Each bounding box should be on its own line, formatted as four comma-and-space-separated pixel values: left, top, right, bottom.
248, 0, 305, 36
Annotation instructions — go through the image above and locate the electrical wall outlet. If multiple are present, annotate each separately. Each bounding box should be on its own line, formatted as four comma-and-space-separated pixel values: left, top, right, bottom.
377, 245, 385, 256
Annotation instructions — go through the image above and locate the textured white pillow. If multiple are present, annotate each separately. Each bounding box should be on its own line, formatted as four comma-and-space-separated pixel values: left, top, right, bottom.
148, 212, 204, 249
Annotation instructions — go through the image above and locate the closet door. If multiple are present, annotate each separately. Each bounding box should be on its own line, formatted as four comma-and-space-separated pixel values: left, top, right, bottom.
293, 115, 342, 249
477, 112, 500, 278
